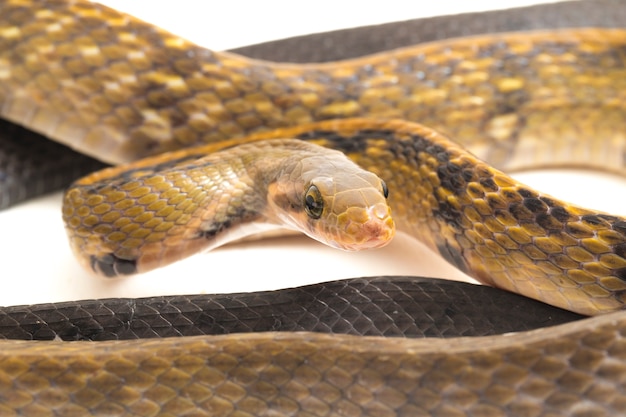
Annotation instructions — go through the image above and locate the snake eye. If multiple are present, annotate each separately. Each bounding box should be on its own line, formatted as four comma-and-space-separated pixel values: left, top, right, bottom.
381, 180, 389, 199
304, 184, 324, 219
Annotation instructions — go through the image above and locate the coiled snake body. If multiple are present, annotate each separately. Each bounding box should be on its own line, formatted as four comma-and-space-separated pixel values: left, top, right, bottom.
0, 0, 626, 416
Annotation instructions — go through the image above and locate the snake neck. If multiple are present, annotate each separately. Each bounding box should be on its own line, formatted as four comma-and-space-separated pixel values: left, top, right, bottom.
62, 141, 291, 276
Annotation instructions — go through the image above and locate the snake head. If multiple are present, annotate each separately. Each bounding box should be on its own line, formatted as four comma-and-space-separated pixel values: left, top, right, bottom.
267, 147, 395, 251
308, 174, 395, 251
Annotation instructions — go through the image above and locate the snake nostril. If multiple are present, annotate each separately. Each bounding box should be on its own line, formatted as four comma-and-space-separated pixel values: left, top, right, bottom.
369, 203, 392, 221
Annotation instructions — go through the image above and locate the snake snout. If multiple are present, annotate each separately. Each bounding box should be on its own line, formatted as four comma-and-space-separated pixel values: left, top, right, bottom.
361, 203, 396, 248
334, 202, 395, 251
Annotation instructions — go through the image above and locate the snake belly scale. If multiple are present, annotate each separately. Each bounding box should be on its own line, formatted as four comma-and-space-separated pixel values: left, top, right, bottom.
1, 0, 626, 416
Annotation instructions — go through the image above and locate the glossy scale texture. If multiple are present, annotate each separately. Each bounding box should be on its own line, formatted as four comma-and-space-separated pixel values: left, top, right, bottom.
0, 0, 626, 415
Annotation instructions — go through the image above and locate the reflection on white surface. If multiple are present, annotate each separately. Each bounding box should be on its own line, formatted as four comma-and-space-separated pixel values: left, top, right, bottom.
1, 1, 624, 306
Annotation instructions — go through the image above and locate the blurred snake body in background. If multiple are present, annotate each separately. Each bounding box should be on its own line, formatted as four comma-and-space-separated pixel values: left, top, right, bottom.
0, 0, 626, 415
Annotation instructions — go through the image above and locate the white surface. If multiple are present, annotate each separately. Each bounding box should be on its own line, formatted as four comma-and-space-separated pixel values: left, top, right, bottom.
1, 1, 624, 306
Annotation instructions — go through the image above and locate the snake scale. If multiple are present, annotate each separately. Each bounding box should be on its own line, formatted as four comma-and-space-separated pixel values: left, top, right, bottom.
0, 0, 626, 416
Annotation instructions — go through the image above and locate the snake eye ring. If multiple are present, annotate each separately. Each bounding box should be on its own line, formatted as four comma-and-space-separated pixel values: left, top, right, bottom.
304, 184, 324, 219
381, 180, 389, 199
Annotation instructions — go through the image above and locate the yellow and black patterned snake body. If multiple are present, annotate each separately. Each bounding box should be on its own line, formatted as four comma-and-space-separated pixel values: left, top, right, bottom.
1, 0, 626, 415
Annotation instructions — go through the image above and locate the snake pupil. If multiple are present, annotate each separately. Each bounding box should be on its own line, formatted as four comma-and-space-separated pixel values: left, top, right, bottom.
381, 180, 389, 199
304, 184, 324, 219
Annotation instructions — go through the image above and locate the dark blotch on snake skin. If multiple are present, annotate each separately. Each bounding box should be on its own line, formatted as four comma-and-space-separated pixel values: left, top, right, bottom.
550, 206, 573, 222
90, 254, 137, 277
436, 240, 470, 274
296, 129, 378, 154
196, 206, 261, 240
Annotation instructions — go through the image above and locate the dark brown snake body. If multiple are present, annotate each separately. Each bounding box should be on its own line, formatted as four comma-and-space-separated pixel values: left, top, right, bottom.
0, 1, 626, 416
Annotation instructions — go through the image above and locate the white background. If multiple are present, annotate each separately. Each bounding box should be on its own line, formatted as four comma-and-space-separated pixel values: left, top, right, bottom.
0, 0, 623, 306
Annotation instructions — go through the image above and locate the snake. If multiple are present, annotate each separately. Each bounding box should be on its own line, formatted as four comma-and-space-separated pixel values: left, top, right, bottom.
0, 0, 626, 415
